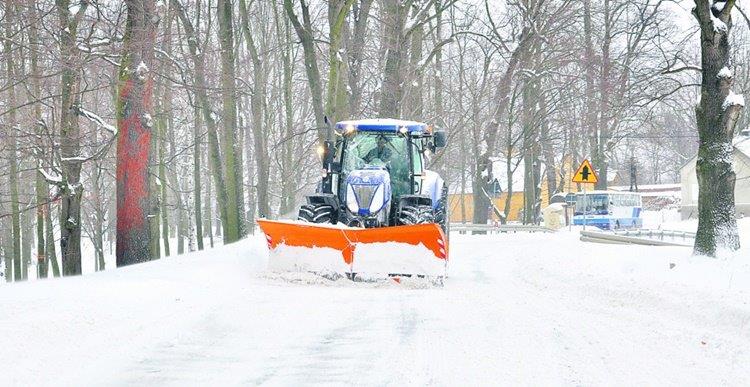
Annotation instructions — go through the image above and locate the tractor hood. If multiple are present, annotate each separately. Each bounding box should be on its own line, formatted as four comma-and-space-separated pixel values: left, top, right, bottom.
345, 167, 391, 216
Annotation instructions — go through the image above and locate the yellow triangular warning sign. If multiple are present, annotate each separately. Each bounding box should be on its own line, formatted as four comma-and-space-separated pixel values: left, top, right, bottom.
572, 159, 598, 184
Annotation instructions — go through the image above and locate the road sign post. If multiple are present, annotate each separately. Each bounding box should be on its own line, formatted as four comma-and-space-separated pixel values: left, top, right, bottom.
572, 159, 599, 230
583, 185, 587, 231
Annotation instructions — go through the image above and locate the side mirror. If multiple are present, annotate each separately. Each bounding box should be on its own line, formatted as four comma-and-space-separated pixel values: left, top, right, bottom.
433, 129, 447, 148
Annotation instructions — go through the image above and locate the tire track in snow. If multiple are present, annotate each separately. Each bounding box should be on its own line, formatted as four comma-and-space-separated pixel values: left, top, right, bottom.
247, 298, 381, 385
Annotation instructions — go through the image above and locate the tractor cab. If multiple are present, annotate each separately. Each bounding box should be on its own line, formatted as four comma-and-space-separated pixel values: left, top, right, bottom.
336, 129, 414, 206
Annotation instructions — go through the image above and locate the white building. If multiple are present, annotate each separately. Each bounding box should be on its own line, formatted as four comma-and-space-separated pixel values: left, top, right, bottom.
680, 135, 750, 219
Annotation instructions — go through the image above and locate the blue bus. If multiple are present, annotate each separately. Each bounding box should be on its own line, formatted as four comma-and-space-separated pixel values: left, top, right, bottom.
572, 191, 643, 230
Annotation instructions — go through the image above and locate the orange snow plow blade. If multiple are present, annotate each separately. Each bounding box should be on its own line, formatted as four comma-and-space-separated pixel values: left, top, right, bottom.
257, 219, 448, 277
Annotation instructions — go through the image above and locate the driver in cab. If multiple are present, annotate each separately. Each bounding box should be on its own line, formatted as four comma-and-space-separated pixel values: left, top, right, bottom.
364, 135, 392, 163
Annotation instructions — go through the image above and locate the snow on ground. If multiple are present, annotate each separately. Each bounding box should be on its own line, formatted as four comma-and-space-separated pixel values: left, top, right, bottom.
1, 218, 749, 385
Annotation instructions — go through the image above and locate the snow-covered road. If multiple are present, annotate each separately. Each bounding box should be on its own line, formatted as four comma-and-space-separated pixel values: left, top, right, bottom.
2, 229, 749, 385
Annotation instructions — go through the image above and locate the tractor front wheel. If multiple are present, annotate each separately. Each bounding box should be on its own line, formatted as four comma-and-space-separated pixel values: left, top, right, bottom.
298, 204, 335, 224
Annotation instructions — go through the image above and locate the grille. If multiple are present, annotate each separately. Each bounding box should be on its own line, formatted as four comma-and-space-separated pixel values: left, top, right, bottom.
352, 184, 377, 210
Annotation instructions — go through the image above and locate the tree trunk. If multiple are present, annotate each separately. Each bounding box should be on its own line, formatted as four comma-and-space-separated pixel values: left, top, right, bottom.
159, 113, 170, 257
457, 41, 466, 223
275, 0, 296, 216
379, 0, 407, 117
405, 17, 424, 119
325, 0, 354, 124
693, 0, 742, 256
116, 0, 158, 266
522, 75, 538, 225
46, 198, 60, 277
149, 79, 162, 260
205, 158, 214, 248
433, 0, 444, 126
168, 118, 185, 255
4, 3, 22, 281
56, 0, 87, 276
284, 0, 327, 142
29, 0, 48, 278
172, 0, 231, 245
583, 0, 598, 190
347, 0, 374, 115
239, 0, 270, 220
594, 0, 612, 190
473, 26, 531, 225
92, 160, 106, 271
193, 103, 204, 250
540, 95, 557, 201
1, 200, 11, 282
472, 93, 489, 224
22, 205, 32, 279
166, 97, 185, 254
217, 0, 246, 241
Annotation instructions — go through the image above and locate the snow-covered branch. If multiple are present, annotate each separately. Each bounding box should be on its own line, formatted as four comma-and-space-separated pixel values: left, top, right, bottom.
39, 168, 63, 185
72, 105, 117, 135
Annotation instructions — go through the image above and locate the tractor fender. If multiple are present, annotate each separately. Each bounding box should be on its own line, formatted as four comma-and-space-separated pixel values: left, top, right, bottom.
421, 170, 444, 209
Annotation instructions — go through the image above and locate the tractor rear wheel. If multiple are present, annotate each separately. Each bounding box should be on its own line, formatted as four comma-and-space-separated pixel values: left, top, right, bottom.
298, 204, 335, 224
434, 184, 449, 235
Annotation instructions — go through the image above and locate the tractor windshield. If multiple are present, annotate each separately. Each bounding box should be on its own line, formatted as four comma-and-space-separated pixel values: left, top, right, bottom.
340, 132, 411, 200
342, 133, 404, 167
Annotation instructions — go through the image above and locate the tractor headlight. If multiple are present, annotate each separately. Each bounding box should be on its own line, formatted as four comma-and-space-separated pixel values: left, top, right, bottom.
346, 184, 359, 213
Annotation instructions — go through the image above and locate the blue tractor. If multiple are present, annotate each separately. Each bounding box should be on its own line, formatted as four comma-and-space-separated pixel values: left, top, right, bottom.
299, 119, 449, 233
257, 119, 450, 280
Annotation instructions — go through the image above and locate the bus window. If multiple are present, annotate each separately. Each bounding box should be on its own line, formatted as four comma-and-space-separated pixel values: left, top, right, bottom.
575, 194, 609, 214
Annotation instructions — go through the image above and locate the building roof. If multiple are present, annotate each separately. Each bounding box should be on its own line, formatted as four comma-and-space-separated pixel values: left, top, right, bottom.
335, 119, 429, 133
611, 184, 681, 198
610, 183, 681, 192
449, 157, 528, 195
680, 135, 750, 172
573, 190, 642, 195
735, 136, 750, 158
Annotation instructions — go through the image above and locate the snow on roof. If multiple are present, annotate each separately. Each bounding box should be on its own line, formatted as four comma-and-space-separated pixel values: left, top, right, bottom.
680, 134, 750, 172
610, 184, 681, 192
336, 119, 428, 133
573, 190, 643, 195
448, 157, 527, 195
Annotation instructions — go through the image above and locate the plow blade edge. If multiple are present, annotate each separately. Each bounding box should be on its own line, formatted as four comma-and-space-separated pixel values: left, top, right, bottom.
257, 219, 448, 277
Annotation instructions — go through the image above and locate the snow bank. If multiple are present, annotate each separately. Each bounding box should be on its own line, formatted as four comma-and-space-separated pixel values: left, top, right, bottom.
1, 221, 749, 384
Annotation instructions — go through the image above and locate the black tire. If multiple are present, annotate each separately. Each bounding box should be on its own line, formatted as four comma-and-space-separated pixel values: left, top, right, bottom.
398, 204, 434, 225
434, 184, 449, 235
297, 204, 334, 224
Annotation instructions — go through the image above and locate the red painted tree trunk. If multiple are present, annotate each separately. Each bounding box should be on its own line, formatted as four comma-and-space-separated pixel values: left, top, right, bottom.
116, 0, 158, 267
